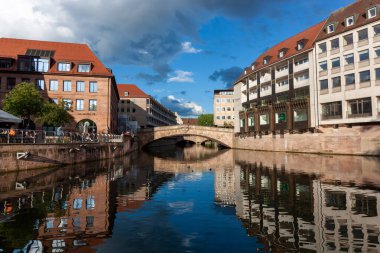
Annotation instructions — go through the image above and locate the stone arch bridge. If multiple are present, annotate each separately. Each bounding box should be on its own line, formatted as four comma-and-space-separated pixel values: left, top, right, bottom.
137, 125, 234, 148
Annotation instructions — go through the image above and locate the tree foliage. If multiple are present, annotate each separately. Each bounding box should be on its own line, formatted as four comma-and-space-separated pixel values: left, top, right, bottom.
197, 114, 214, 126
38, 100, 74, 127
2, 82, 44, 118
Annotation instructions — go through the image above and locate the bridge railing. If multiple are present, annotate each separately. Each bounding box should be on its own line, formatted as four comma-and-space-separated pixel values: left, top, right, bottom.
0, 128, 123, 144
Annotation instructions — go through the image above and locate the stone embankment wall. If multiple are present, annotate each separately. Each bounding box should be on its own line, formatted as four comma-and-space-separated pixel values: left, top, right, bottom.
0, 137, 136, 172
234, 125, 380, 156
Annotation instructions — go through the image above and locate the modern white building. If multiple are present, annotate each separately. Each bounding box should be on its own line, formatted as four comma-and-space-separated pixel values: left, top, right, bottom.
213, 89, 234, 127
315, 0, 380, 126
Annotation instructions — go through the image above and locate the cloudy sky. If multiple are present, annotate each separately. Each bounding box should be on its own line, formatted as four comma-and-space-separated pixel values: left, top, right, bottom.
1, 0, 353, 117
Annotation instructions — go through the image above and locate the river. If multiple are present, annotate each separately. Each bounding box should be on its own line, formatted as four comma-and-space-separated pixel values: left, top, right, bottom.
0, 145, 380, 252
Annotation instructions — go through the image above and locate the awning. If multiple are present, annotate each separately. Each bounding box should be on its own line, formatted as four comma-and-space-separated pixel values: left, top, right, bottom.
0, 110, 22, 123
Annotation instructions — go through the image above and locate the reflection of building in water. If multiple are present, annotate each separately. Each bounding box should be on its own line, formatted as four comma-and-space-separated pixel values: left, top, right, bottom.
214, 168, 236, 206
314, 182, 380, 252
37, 174, 113, 253
234, 162, 380, 252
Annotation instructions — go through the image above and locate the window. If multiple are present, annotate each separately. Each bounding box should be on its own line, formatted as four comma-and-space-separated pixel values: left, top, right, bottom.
344, 53, 354, 65
240, 118, 245, 127
359, 70, 370, 83
18, 57, 49, 72
221, 116, 225, 120
332, 76, 341, 88
89, 100, 97, 111
260, 84, 270, 92
347, 98, 372, 117
375, 47, 380, 58
277, 79, 289, 87
63, 99, 72, 110
332, 58, 340, 68
247, 116, 254, 126
222, 107, 226, 111
251, 65, 255, 70
320, 79, 328, 90
331, 38, 339, 50
327, 23, 335, 33
346, 16, 354, 26
216, 98, 220, 103
63, 80, 72, 91
36, 79, 45, 90
294, 109, 308, 122
322, 102, 342, 119
345, 73, 355, 85
374, 24, 380, 36
57, 62, 71, 71
277, 65, 288, 72
263, 58, 269, 64
49, 80, 58, 91
89, 81, 97, 92
78, 64, 90, 72
343, 34, 353, 45
295, 73, 309, 82
279, 50, 285, 58
295, 58, 308, 66
358, 28, 368, 41
297, 41, 305, 50
259, 114, 269, 125
368, 7, 377, 19
76, 99, 84, 111
376, 68, 380, 80
319, 43, 327, 53
0, 59, 12, 68
359, 49, 369, 61
319, 61, 327, 71
7, 77, 15, 90
76, 81, 85, 92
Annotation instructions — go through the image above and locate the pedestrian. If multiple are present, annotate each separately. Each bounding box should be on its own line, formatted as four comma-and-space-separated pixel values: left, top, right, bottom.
57, 126, 63, 143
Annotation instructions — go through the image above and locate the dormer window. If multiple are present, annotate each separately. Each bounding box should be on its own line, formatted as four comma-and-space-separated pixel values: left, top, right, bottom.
368, 7, 377, 19
327, 23, 335, 34
78, 64, 91, 72
251, 65, 255, 71
263, 57, 270, 65
57, 62, 71, 72
124, 92, 129, 96
279, 50, 285, 58
244, 70, 247, 75
346, 16, 354, 27
0, 59, 12, 69
297, 40, 305, 51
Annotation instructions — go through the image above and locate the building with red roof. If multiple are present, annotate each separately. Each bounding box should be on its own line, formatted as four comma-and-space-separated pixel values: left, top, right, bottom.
0, 38, 119, 133
117, 84, 177, 131
234, 21, 325, 134
315, 0, 380, 127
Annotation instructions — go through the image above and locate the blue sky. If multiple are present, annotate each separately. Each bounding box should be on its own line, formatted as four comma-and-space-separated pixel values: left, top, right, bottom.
1, 0, 353, 117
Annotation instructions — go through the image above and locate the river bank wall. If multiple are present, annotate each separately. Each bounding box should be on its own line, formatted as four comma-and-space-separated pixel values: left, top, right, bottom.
0, 137, 137, 172
234, 125, 380, 156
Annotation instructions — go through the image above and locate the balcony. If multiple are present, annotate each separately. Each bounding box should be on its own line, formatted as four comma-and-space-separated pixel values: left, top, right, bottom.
294, 62, 309, 73
275, 68, 288, 79
294, 79, 309, 89
260, 73, 271, 84
260, 87, 272, 97
248, 92, 257, 100
249, 78, 258, 87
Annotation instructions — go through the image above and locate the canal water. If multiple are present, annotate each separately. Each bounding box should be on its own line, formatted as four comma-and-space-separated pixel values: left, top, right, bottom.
0, 145, 380, 252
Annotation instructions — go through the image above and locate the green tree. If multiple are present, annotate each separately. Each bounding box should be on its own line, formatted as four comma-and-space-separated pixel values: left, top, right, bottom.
38, 100, 74, 127
198, 114, 214, 126
2, 82, 44, 119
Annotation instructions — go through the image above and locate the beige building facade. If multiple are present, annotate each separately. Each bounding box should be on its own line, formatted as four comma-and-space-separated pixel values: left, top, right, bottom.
213, 89, 234, 127
117, 84, 177, 131
315, 0, 380, 126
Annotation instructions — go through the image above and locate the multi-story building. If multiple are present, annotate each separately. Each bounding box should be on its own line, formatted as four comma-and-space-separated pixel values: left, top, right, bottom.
117, 84, 177, 130
315, 0, 380, 126
0, 38, 119, 133
213, 89, 234, 127
234, 22, 324, 134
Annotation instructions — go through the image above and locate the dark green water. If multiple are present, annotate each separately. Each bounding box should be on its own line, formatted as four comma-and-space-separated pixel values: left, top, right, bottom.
0, 145, 380, 252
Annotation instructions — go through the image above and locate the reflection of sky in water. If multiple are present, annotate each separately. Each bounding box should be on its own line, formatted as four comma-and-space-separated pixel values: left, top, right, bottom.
97, 172, 263, 253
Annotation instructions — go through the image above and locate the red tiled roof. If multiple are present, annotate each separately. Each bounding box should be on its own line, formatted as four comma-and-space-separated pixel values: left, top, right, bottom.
0, 37, 112, 76
235, 21, 325, 84
316, 0, 380, 42
117, 84, 150, 98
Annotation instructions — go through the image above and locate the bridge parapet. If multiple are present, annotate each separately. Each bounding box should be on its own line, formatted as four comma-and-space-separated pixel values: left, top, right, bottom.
138, 125, 234, 148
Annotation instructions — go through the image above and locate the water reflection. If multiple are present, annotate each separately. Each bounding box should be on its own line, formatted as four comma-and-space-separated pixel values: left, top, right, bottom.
0, 148, 379, 252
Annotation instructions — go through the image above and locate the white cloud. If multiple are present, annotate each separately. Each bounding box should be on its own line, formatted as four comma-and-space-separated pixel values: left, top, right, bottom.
181, 41, 202, 54
161, 95, 204, 117
167, 70, 194, 83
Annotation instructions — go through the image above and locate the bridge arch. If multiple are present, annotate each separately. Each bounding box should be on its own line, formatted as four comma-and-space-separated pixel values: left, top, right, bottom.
137, 125, 234, 149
